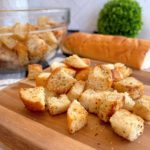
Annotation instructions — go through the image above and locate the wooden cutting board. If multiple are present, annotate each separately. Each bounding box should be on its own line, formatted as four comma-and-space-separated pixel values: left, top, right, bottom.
0, 68, 150, 150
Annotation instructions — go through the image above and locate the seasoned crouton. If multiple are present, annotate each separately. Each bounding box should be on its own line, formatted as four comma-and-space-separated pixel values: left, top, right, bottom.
27, 35, 49, 62
101, 63, 132, 82
114, 63, 132, 80
122, 92, 135, 111
46, 68, 76, 94
38, 32, 58, 45
36, 72, 51, 86
47, 94, 70, 115
14, 42, 29, 65
113, 77, 144, 99
13, 23, 28, 40
133, 95, 150, 121
50, 62, 67, 71
67, 100, 88, 133
101, 63, 115, 70
75, 67, 91, 81
97, 91, 124, 122
20, 87, 45, 111
0, 36, 18, 49
37, 16, 49, 27
67, 81, 85, 101
79, 89, 101, 114
51, 62, 76, 77
110, 109, 144, 141
86, 66, 113, 91
27, 64, 43, 80
64, 55, 90, 69
61, 67, 76, 77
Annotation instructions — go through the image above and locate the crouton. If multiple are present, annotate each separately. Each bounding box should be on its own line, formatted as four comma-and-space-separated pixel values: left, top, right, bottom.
101, 63, 132, 82
114, 63, 132, 80
113, 77, 144, 99
67, 81, 85, 101
64, 55, 90, 69
51, 62, 67, 71
110, 109, 144, 141
27, 35, 49, 62
38, 32, 58, 45
101, 63, 115, 70
79, 89, 101, 113
61, 67, 76, 77
46, 68, 76, 94
133, 95, 150, 121
67, 100, 88, 133
0, 36, 18, 49
47, 94, 70, 115
20, 87, 45, 111
50, 62, 76, 77
122, 92, 135, 111
36, 72, 51, 86
82, 58, 91, 66
27, 64, 43, 80
86, 66, 113, 91
97, 91, 124, 122
13, 23, 28, 40
14, 42, 29, 65
75, 67, 91, 81
37, 16, 49, 27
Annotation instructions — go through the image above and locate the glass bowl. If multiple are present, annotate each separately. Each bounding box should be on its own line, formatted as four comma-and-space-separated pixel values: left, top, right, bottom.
0, 8, 70, 72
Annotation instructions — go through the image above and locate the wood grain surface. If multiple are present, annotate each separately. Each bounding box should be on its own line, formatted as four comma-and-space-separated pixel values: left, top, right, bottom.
0, 68, 150, 150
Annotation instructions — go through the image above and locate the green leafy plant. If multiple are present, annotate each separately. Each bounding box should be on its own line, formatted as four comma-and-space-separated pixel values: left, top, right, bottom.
97, 0, 143, 37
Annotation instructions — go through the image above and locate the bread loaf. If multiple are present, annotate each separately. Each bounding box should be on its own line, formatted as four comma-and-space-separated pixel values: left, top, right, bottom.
62, 32, 150, 69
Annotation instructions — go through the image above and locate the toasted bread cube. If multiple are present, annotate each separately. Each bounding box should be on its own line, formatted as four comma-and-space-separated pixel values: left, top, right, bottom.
110, 109, 144, 141
123, 92, 135, 111
47, 94, 70, 115
27, 64, 43, 80
101, 63, 132, 82
13, 23, 28, 40
14, 42, 29, 65
51, 62, 76, 77
46, 68, 76, 94
67, 81, 85, 101
37, 16, 49, 27
67, 100, 88, 133
113, 77, 144, 99
98, 91, 124, 122
38, 32, 58, 45
36, 72, 51, 86
101, 63, 115, 70
51, 62, 67, 71
0, 26, 12, 33
44, 88, 57, 105
79, 89, 100, 112
61, 67, 76, 77
75, 67, 91, 81
27, 35, 49, 62
64, 55, 90, 69
133, 95, 150, 121
86, 66, 113, 91
114, 63, 132, 80
20, 87, 45, 111
0, 36, 18, 49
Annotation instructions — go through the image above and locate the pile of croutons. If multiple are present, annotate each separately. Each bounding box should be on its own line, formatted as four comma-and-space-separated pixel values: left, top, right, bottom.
20, 54, 150, 141
0, 16, 64, 67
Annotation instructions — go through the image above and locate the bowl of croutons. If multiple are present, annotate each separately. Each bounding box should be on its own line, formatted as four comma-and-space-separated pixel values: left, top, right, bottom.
0, 8, 70, 71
